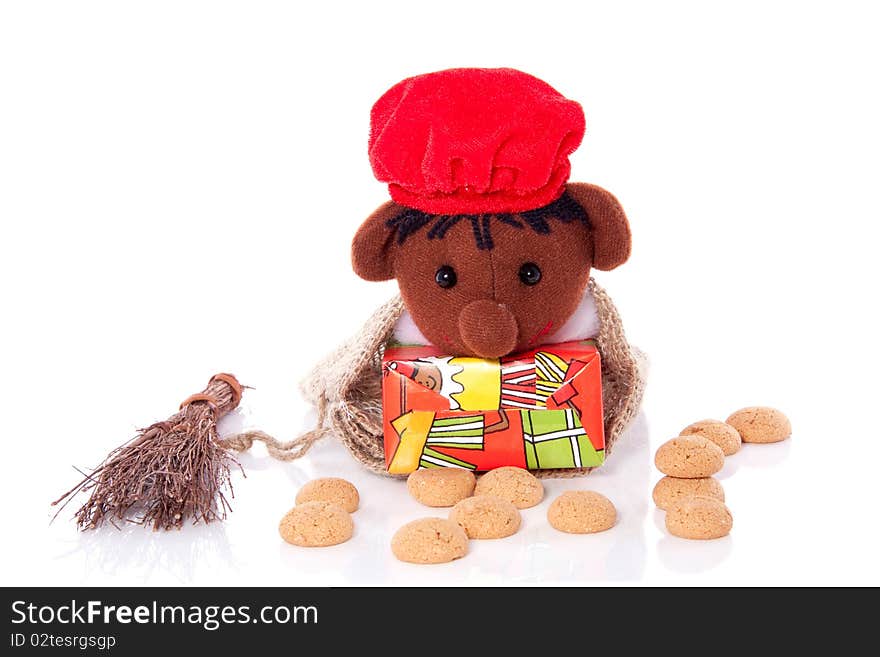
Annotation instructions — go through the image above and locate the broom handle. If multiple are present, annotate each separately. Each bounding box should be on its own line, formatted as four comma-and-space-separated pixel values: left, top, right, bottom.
181, 372, 243, 415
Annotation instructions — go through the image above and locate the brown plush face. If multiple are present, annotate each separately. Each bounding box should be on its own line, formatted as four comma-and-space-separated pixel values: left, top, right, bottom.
352, 183, 631, 358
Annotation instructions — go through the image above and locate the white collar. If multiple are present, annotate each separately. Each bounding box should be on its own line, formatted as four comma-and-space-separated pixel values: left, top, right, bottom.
391, 288, 599, 348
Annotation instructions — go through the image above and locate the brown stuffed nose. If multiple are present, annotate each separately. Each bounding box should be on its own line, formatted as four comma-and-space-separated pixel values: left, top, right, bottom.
458, 300, 519, 358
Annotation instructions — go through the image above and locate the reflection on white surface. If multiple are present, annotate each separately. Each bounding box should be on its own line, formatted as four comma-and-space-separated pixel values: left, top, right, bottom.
657, 535, 734, 574
274, 410, 652, 585
714, 458, 741, 480
736, 439, 793, 469
651, 508, 733, 573
42, 409, 803, 586
714, 440, 793, 481
53, 522, 238, 586
264, 409, 653, 584
649, 437, 793, 576
47, 410, 652, 586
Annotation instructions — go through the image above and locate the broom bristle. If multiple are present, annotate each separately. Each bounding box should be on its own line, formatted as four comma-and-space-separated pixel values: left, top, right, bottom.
52, 373, 244, 530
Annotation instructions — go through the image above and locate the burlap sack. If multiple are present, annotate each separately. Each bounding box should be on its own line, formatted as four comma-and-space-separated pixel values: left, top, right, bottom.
298, 278, 646, 478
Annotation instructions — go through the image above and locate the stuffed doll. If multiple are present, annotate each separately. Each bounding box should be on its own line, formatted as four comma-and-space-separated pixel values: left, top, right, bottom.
300, 68, 645, 476
55, 67, 645, 530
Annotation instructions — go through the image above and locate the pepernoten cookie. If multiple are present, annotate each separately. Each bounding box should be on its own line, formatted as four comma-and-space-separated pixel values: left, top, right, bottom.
652, 476, 724, 511
279, 501, 353, 547
295, 477, 360, 513
391, 518, 469, 564
726, 407, 791, 444
665, 496, 732, 540
407, 468, 476, 507
474, 467, 544, 509
655, 435, 724, 478
449, 495, 521, 539
547, 490, 616, 534
681, 420, 742, 456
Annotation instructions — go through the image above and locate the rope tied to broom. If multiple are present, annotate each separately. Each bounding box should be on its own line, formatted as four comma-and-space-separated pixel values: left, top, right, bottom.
216, 392, 330, 461
53, 374, 330, 530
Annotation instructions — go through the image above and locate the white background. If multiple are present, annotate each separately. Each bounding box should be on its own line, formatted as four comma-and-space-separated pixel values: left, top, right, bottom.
1, 0, 878, 586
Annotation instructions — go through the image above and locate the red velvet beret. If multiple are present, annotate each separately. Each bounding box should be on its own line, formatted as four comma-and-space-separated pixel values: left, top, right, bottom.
369, 68, 586, 215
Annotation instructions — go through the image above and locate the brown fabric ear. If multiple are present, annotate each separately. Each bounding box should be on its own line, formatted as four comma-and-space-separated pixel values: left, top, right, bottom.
565, 182, 631, 271
351, 201, 404, 281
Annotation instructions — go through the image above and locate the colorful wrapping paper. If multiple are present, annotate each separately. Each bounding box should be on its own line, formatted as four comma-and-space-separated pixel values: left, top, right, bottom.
382, 341, 605, 473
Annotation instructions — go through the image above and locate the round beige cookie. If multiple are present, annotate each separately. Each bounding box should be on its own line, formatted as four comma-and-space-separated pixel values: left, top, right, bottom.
391, 518, 469, 564
295, 477, 360, 513
652, 476, 725, 511
279, 501, 353, 547
407, 468, 476, 507
474, 467, 543, 509
654, 435, 724, 478
665, 495, 732, 540
449, 495, 521, 539
681, 419, 742, 456
547, 490, 617, 534
726, 406, 791, 444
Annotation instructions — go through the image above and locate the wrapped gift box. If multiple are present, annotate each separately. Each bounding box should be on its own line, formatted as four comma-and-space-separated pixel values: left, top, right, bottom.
382, 341, 605, 474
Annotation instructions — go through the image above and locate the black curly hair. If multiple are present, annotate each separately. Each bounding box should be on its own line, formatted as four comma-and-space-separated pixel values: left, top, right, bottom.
385, 191, 589, 251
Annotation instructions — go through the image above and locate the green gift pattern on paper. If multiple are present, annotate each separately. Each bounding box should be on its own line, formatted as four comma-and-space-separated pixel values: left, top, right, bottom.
419, 447, 478, 470
521, 408, 604, 469
425, 414, 486, 448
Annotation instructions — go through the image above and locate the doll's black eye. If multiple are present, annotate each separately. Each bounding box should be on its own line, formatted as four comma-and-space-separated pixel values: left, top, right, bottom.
435, 265, 457, 289
518, 262, 542, 286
